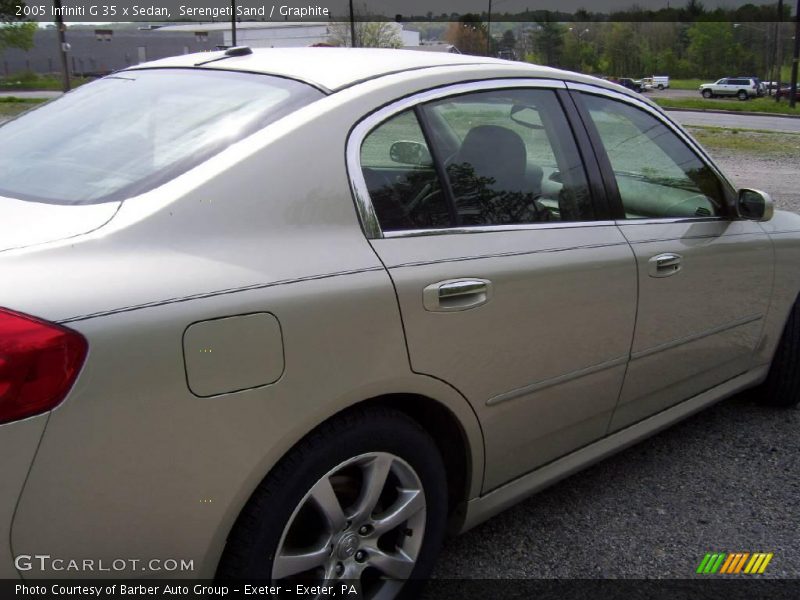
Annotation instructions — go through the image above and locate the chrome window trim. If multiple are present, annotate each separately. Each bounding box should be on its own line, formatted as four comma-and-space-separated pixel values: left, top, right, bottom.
564, 81, 739, 205
382, 220, 618, 239
615, 216, 726, 226
346, 78, 568, 240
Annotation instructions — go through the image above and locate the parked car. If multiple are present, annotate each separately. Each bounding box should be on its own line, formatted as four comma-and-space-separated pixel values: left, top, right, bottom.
699, 77, 760, 100
617, 77, 644, 92
738, 76, 766, 96
642, 75, 670, 90
776, 84, 800, 101
2, 48, 798, 595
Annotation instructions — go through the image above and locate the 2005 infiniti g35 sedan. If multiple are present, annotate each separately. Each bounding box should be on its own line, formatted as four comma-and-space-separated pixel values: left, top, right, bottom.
1, 48, 799, 593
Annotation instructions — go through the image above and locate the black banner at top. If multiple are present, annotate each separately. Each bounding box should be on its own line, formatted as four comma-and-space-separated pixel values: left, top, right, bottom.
1, 0, 796, 23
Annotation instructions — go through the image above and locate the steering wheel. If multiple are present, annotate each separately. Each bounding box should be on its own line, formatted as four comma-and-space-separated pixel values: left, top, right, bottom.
402, 183, 442, 221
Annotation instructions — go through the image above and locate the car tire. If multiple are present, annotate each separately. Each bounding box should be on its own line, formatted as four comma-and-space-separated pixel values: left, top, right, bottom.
216, 406, 448, 598
658, 84, 665, 90
737, 90, 748, 101
755, 297, 800, 408
702, 89, 713, 99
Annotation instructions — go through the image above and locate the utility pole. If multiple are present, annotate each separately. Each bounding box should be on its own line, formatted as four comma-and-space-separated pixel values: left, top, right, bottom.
349, 0, 357, 47
53, 0, 70, 92
231, 1, 237, 46
486, 0, 493, 57
789, 0, 799, 108
774, 0, 784, 100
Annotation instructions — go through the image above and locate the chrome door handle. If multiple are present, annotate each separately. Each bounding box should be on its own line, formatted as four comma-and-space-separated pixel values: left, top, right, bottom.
648, 253, 682, 278
423, 279, 492, 312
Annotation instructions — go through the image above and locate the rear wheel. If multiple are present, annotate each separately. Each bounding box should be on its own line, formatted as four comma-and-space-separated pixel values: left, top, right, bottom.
658, 84, 665, 90
217, 407, 448, 598
702, 89, 713, 99
755, 297, 800, 408
738, 90, 749, 101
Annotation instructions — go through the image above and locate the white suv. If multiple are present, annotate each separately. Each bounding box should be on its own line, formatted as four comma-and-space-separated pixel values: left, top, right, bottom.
699, 77, 759, 100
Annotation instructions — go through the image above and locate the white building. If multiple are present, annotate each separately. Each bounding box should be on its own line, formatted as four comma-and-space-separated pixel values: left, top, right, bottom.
156, 22, 419, 49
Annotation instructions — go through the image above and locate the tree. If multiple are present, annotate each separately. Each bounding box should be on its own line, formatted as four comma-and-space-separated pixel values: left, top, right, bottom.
687, 21, 736, 78
533, 20, 564, 66
604, 22, 642, 76
444, 14, 488, 56
500, 29, 516, 51
561, 28, 599, 73
328, 20, 402, 48
1, 1, 36, 56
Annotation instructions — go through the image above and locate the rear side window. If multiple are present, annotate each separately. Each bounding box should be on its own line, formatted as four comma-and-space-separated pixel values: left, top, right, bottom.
359, 87, 594, 233
0, 69, 323, 205
422, 89, 594, 226
360, 110, 451, 232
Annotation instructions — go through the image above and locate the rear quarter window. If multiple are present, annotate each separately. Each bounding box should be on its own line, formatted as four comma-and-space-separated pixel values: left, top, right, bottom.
0, 69, 323, 205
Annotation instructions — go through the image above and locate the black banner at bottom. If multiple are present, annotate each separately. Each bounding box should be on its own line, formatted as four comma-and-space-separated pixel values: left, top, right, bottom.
5, 579, 800, 600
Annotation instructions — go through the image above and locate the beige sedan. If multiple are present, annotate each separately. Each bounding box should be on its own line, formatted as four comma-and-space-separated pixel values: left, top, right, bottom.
1, 48, 798, 595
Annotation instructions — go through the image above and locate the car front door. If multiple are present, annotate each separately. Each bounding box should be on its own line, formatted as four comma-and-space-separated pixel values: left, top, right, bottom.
349, 80, 637, 490
571, 86, 773, 431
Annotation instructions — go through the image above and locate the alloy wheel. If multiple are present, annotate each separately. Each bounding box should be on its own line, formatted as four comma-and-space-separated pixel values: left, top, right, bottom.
271, 452, 427, 598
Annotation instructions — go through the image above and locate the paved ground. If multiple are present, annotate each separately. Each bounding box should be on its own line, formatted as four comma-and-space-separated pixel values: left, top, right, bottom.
0, 90, 62, 99
671, 110, 800, 133
649, 88, 699, 100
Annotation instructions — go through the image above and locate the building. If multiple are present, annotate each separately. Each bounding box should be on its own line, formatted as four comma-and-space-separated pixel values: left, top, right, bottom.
156, 22, 330, 49
156, 21, 420, 49
1, 21, 423, 78
2, 26, 224, 77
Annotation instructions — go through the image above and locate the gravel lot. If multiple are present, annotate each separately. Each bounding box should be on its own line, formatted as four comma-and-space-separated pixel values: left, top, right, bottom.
713, 152, 799, 213
435, 393, 800, 580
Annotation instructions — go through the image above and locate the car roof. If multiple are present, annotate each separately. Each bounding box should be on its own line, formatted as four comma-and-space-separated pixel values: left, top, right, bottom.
127, 47, 607, 94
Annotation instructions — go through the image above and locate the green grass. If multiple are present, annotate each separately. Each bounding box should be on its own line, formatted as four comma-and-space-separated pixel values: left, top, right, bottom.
668, 79, 706, 90
686, 125, 800, 157
0, 99, 45, 119
0, 72, 89, 91
654, 96, 800, 116
0, 96, 48, 104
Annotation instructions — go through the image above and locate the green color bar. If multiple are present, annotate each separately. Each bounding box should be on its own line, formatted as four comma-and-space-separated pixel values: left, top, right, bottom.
710, 554, 726, 573
697, 553, 713, 574
704, 554, 720, 574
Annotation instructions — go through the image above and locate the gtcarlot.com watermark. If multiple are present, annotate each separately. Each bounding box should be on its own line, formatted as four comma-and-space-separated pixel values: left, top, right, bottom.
14, 554, 194, 573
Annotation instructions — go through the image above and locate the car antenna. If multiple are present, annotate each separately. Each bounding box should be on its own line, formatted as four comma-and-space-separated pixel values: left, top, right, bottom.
195, 46, 253, 66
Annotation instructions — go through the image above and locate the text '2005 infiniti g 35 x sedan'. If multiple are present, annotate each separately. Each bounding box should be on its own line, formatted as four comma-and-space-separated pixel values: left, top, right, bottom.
1, 47, 799, 595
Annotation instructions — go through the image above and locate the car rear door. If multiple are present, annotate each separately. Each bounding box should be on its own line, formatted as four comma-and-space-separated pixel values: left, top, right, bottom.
349, 80, 637, 491
569, 85, 772, 431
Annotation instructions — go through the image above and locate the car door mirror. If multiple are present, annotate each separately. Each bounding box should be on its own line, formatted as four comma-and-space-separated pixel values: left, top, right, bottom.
389, 141, 431, 166
737, 188, 774, 222
510, 105, 545, 129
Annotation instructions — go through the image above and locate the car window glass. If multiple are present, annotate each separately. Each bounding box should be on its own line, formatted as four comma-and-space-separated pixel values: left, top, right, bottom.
582, 94, 725, 219
421, 89, 594, 226
0, 70, 322, 205
360, 110, 450, 232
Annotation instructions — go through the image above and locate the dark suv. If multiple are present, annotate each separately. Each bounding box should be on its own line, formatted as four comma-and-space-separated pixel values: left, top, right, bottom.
616, 78, 644, 93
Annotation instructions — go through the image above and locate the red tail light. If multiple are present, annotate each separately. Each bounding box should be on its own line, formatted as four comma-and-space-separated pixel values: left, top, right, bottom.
0, 308, 87, 425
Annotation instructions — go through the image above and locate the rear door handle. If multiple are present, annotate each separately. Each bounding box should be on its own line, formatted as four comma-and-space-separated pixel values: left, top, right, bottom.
423, 279, 492, 312
648, 253, 682, 278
